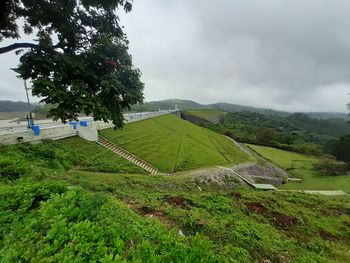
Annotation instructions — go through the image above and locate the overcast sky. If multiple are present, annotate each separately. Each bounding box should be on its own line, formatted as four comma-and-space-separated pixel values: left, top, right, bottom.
1, 0, 350, 112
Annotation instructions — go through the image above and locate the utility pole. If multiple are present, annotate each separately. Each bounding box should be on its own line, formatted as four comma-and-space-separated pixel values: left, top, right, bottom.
24, 80, 34, 128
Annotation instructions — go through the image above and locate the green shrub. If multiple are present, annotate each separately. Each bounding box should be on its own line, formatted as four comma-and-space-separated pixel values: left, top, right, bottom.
313, 160, 349, 176
0, 157, 30, 180
0, 181, 224, 262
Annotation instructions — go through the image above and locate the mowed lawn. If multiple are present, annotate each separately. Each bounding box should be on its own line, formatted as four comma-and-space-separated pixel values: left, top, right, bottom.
100, 114, 251, 172
58, 137, 145, 174
247, 144, 350, 193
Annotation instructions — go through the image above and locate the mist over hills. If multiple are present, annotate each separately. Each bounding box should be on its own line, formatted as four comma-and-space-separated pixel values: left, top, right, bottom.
133, 99, 349, 120
0, 99, 348, 120
0, 100, 34, 112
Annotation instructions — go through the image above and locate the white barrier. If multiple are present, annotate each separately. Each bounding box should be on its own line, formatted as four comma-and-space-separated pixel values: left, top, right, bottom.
0, 110, 179, 145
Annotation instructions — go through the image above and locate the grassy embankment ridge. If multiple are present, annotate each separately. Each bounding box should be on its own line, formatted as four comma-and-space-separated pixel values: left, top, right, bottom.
247, 144, 350, 193
100, 114, 251, 172
185, 109, 225, 123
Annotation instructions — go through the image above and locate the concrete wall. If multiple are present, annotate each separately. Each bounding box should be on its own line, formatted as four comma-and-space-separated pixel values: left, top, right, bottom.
0, 125, 76, 145
0, 110, 180, 145
77, 125, 98, 142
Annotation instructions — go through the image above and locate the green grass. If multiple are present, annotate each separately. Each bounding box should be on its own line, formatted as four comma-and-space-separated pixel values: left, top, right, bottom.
185, 109, 224, 123
247, 144, 350, 193
57, 170, 350, 263
60, 137, 145, 174
100, 114, 251, 172
0, 136, 144, 179
1, 139, 350, 262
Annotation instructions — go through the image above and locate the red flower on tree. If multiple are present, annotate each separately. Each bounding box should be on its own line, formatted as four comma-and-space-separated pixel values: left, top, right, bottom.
106, 58, 118, 68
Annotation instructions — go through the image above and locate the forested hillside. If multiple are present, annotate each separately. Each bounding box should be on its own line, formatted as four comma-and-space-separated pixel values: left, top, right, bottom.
184, 110, 350, 156
131, 99, 348, 120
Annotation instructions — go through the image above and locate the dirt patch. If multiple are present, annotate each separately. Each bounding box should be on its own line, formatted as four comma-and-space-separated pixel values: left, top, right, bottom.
325, 207, 350, 216
319, 229, 337, 241
343, 221, 350, 228
229, 191, 242, 198
166, 196, 192, 208
139, 205, 156, 214
137, 205, 176, 227
195, 220, 207, 228
246, 202, 298, 228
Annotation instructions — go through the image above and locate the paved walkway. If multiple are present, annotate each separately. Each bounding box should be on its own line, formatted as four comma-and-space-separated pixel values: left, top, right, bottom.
279, 190, 348, 196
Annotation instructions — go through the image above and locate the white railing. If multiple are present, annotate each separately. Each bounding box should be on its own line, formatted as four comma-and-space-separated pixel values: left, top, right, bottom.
0, 109, 180, 145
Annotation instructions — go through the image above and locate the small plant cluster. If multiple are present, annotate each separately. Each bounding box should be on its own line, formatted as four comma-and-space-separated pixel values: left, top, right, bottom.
314, 160, 350, 176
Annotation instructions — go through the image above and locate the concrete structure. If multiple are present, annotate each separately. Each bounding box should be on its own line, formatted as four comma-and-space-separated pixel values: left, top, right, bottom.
219, 166, 277, 190
0, 110, 179, 145
280, 190, 348, 196
77, 125, 98, 142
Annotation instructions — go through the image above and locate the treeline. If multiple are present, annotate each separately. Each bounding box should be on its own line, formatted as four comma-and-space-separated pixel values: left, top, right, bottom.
187, 111, 350, 156
0, 100, 36, 112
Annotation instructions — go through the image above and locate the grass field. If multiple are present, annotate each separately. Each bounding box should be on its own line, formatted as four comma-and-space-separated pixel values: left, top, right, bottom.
185, 109, 224, 123
0, 136, 144, 176
247, 144, 350, 193
1, 134, 350, 261
100, 114, 250, 172
60, 137, 145, 174
55, 170, 350, 262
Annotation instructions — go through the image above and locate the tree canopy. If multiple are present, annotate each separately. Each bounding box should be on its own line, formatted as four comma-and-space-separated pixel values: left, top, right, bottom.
0, 0, 143, 128
333, 134, 350, 163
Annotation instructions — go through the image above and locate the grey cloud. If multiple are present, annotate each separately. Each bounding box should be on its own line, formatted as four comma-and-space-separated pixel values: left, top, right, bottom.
120, 0, 350, 112
0, 0, 349, 112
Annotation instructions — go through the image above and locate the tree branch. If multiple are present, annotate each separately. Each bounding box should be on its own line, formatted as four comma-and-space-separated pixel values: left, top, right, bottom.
0, 42, 38, 54
0, 41, 64, 54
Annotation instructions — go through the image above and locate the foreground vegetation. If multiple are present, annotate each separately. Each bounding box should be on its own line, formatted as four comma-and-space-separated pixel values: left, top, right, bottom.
0, 137, 144, 179
100, 114, 250, 172
247, 144, 350, 193
0, 117, 349, 262
1, 168, 349, 262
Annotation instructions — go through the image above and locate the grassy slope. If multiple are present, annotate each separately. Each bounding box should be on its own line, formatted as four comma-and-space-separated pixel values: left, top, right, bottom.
58, 170, 350, 262
185, 109, 224, 123
1, 139, 350, 262
0, 136, 145, 176
247, 144, 350, 193
100, 114, 250, 172
60, 137, 145, 174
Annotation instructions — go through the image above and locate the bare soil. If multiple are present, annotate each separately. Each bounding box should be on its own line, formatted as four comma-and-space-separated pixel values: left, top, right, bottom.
166, 196, 192, 208
246, 202, 299, 228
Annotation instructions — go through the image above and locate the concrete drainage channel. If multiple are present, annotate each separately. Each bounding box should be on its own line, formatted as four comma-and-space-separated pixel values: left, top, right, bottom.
97, 136, 159, 174
218, 166, 277, 190
219, 166, 348, 196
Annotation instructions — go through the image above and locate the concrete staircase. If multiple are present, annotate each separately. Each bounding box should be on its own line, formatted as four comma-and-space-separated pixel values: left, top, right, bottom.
97, 136, 159, 174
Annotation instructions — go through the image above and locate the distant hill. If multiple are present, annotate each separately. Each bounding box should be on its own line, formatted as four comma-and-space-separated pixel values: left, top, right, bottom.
305, 112, 348, 120
2, 99, 348, 121
0, 100, 31, 112
131, 99, 204, 112
208, 102, 290, 117
134, 99, 348, 120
